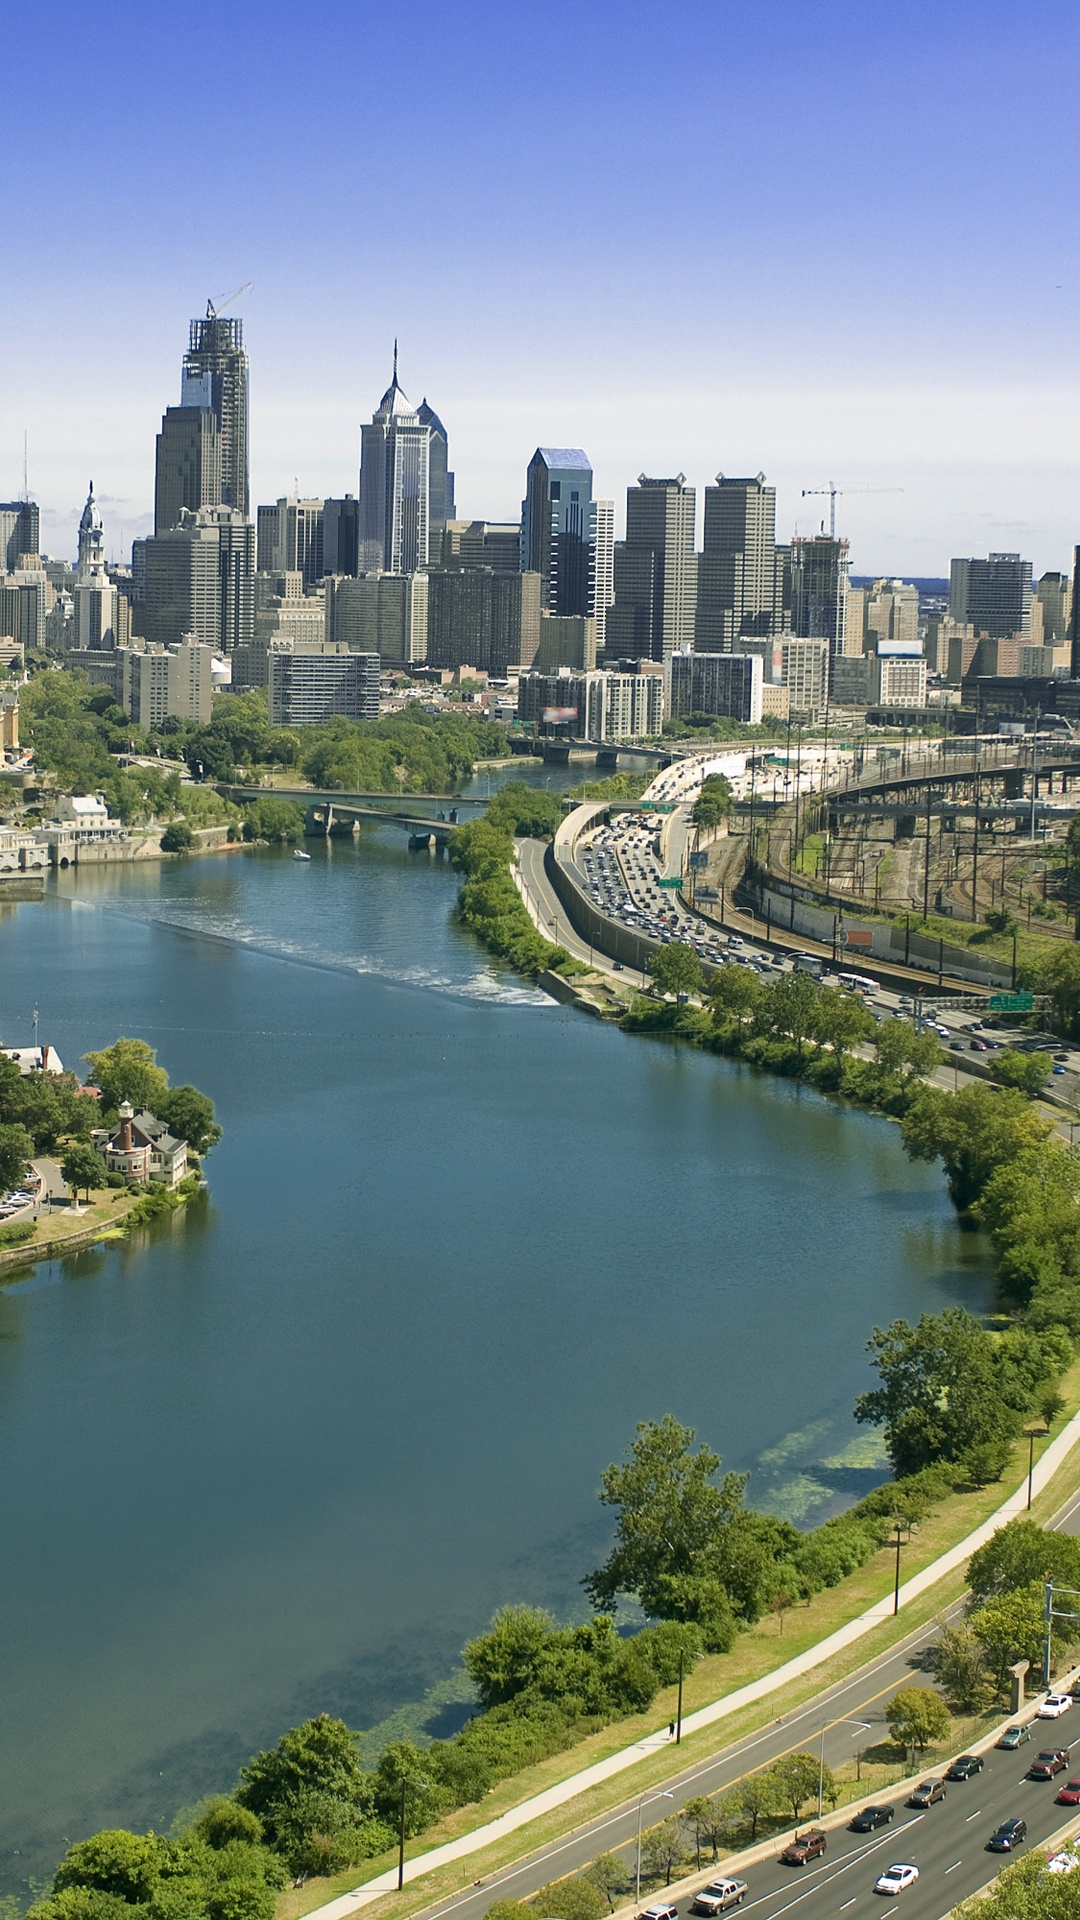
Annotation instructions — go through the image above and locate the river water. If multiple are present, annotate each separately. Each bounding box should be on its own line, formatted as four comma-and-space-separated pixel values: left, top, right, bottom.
0, 774, 992, 1890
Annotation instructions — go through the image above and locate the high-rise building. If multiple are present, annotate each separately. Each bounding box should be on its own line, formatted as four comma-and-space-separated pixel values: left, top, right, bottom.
788, 535, 850, 650
779, 637, 829, 718
141, 507, 253, 654
255, 498, 324, 587
359, 353, 433, 574
418, 400, 454, 563
590, 499, 615, 654
122, 640, 217, 728
695, 473, 783, 650
154, 406, 221, 534
949, 553, 1032, 640
324, 573, 429, 667
73, 483, 122, 649
863, 577, 919, 648
0, 501, 39, 569
668, 650, 763, 724
323, 497, 360, 577
516, 667, 664, 741
521, 448, 593, 617
426, 570, 541, 676
182, 309, 250, 516
440, 521, 521, 570
1036, 571, 1072, 646
268, 647, 380, 726
605, 476, 696, 664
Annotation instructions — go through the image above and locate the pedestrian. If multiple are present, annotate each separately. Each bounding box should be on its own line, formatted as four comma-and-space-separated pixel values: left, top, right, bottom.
668, 1720, 675, 1739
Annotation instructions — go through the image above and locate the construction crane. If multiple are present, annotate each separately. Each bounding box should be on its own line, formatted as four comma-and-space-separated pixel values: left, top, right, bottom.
206, 281, 253, 320
800, 482, 903, 540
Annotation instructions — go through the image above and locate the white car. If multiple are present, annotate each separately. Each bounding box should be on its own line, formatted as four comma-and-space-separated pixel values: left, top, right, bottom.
875, 1865, 919, 1897
1039, 1693, 1072, 1718
1046, 1851, 1080, 1875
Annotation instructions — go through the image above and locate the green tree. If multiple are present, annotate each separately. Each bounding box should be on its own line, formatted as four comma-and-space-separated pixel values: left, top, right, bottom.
754, 972, 822, 1058
464, 1606, 557, 1708
691, 776, 732, 831
53, 1832, 173, 1902
928, 1622, 994, 1713
958, 1437, 1014, 1487
584, 1852, 628, 1911
994, 1050, 1053, 1096
189, 1800, 264, 1850
160, 820, 196, 853
1034, 944, 1080, 1042
371, 1740, 443, 1836
771, 1753, 827, 1823
83, 1038, 170, 1114
484, 1904, 534, 1920
584, 1415, 748, 1617
649, 942, 704, 998
900, 1083, 1050, 1210
854, 1309, 1016, 1477
639, 1819, 688, 1887
968, 1519, 1080, 1604
708, 967, 764, 1027
954, 1848, 1080, 1920
235, 1714, 371, 1847
682, 1795, 729, 1866
811, 989, 876, 1060
872, 1019, 943, 1085
158, 1086, 222, 1157
727, 1771, 780, 1842
61, 1144, 108, 1203
26, 1893, 134, 1920
531, 1878, 606, 1920
885, 1686, 950, 1758
971, 1583, 1053, 1682
0, 1121, 33, 1195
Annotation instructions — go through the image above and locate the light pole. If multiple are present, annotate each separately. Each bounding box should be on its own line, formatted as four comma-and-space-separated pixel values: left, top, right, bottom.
818, 1718, 872, 1816
890, 1515, 914, 1613
636, 1790, 675, 1903
1026, 1421, 1049, 1510
676, 1645, 685, 1744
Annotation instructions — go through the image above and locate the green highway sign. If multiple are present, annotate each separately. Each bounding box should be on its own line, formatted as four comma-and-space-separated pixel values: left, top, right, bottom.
658, 877, 682, 889
988, 991, 1034, 1011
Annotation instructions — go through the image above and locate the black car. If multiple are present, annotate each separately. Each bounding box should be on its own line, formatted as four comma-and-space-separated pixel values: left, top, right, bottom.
987, 1820, 1027, 1853
946, 1755, 984, 1781
849, 1805, 895, 1832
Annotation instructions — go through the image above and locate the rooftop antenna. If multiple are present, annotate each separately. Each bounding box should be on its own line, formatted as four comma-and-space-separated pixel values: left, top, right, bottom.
393, 338, 398, 382
22, 430, 28, 502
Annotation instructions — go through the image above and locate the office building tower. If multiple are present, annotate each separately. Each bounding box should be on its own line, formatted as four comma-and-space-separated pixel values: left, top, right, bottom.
323, 497, 360, 577
590, 499, 615, 653
426, 570, 541, 676
154, 406, 221, 534
358, 353, 433, 574
255, 498, 324, 587
418, 400, 454, 562
873, 643, 927, 708
440, 521, 521, 570
521, 448, 593, 617
516, 667, 664, 741
788, 535, 850, 649
668, 650, 763, 724
949, 553, 1032, 640
72, 483, 122, 649
142, 506, 253, 654
779, 637, 829, 718
212, 508, 256, 654
0, 572, 46, 651
605, 476, 696, 664
533, 612, 596, 674
1036, 571, 1072, 646
182, 309, 249, 516
862, 577, 919, 648
695, 473, 783, 650
323, 573, 429, 667
122, 640, 217, 728
268, 647, 380, 726
0, 500, 39, 569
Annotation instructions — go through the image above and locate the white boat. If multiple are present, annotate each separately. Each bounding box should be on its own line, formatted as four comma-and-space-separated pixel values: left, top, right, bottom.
292, 848, 312, 861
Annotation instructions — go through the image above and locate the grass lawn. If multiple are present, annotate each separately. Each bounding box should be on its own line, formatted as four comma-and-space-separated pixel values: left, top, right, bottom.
0, 1187, 139, 1271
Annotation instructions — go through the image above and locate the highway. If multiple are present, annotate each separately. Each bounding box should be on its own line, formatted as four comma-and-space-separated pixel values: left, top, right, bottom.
408, 1489, 1080, 1920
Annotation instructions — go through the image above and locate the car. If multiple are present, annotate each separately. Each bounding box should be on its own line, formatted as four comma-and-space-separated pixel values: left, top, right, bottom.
950, 1040, 964, 1052
849, 1805, 896, 1832
638, 1905, 678, 1920
987, 1819, 1027, 1852
1029, 1748, 1070, 1779
970, 1039, 989, 1051
1055, 1053, 1070, 1064
1039, 1694, 1073, 1719
780, 1832, 827, 1866
946, 1754, 984, 1780
907, 1779, 946, 1807
1056, 1778, 1080, 1806
874, 1865, 919, 1897
1055, 1065, 1067, 1075
1046, 1850, 1080, 1874
998, 1724, 1033, 1749
612, 961, 624, 971
690, 1881, 747, 1915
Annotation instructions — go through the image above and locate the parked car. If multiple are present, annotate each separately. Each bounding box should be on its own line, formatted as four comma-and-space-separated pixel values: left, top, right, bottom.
1046, 1850, 1080, 1874
946, 1755, 984, 1781
874, 1865, 919, 1897
987, 1819, 1027, 1852
780, 1832, 827, 1866
849, 1806, 895, 1832
638, 1905, 679, 1920
1039, 1694, 1073, 1719
997, 1725, 1033, 1749
907, 1779, 946, 1807
1055, 1778, 1080, 1806
1029, 1749, 1070, 1779
690, 1881, 747, 1915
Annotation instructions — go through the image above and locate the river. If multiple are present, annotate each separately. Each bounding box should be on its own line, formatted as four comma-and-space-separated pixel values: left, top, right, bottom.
0, 772, 992, 1891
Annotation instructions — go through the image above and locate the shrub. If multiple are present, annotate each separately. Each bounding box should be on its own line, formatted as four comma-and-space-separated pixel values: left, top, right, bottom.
161, 820, 196, 853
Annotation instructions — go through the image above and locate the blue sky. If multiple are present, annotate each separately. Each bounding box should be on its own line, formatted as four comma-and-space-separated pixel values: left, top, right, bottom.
4, 0, 1079, 573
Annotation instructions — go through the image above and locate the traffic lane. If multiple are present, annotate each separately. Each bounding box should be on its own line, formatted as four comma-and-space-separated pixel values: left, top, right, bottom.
421, 1617, 954, 1920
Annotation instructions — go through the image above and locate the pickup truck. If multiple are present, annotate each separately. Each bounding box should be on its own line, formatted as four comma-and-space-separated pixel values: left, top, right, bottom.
690, 1881, 747, 1915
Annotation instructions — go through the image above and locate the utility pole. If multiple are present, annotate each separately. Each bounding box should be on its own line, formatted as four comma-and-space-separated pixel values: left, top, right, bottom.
923, 784, 932, 921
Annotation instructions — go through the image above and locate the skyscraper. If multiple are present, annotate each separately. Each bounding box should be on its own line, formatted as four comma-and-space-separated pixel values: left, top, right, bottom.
358, 352, 433, 574
323, 496, 360, 577
0, 500, 39, 569
949, 553, 1032, 640
142, 506, 253, 654
182, 308, 250, 517
695, 473, 783, 650
418, 400, 454, 564
605, 476, 696, 664
255, 498, 324, 586
521, 448, 593, 617
590, 499, 615, 654
154, 405, 221, 534
788, 535, 850, 649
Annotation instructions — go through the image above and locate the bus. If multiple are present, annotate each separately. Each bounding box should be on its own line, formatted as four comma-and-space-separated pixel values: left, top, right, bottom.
838, 970, 880, 997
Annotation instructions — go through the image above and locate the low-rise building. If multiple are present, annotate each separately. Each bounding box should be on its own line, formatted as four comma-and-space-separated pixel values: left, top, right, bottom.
0, 825, 49, 876
92, 1101, 189, 1188
1, 1044, 64, 1074
516, 667, 664, 740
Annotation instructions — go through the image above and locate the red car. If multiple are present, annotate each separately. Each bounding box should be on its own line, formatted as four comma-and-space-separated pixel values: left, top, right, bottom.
1057, 1778, 1080, 1806
1030, 1749, 1071, 1780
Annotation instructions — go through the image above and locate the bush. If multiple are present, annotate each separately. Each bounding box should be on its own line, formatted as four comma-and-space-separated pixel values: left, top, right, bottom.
530, 1879, 606, 1920
0, 1219, 35, 1247
161, 820, 196, 853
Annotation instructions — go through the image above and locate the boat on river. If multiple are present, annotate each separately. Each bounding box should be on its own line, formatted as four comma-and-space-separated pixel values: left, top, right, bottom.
292, 849, 312, 861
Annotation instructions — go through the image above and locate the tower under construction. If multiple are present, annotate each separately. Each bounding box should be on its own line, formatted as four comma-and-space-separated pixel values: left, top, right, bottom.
182, 308, 250, 518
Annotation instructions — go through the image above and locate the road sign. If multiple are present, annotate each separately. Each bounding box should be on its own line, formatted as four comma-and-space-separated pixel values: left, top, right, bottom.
658, 877, 682, 889
689, 850, 709, 869
839, 929, 873, 949
989, 991, 1034, 1011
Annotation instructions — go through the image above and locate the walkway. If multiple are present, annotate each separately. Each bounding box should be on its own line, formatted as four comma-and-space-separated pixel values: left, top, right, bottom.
303, 1410, 1080, 1920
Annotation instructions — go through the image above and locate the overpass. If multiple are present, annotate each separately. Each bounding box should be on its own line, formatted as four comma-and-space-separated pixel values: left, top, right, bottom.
302, 800, 463, 847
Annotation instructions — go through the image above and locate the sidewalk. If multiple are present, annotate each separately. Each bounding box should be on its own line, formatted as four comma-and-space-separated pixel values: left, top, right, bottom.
304, 1407, 1080, 1920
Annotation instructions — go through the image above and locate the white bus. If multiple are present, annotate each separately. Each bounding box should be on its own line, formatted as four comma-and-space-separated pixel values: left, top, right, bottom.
838, 970, 880, 997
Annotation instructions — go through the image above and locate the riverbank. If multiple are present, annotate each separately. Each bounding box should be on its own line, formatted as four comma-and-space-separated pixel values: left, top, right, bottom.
0, 1175, 205, 1278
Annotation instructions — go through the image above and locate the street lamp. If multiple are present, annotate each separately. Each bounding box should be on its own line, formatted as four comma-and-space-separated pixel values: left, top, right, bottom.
636, 1790, 675, 1903
818, 1718, 872, 1816
890, 1516, 915, 1614
1025, 1421, 1050, 1510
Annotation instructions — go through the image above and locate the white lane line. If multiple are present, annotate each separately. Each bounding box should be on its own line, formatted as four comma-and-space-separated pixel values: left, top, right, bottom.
964, 1809, 982, 1821
839, 1901, 857, 1910
944, 1861, 963, 1874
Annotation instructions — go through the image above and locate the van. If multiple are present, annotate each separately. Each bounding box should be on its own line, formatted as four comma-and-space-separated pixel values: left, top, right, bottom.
792, 953, 824, 977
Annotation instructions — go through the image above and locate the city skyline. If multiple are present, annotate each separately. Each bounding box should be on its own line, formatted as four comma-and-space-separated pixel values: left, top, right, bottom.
4, 0, 1078, 572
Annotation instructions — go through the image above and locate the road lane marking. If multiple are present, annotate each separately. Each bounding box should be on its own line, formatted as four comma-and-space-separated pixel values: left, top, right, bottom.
944, 1861, 963, 1874
739, 1820, 924, 1920
964, 1810, 982, 1821
839, 1901, 857, 1909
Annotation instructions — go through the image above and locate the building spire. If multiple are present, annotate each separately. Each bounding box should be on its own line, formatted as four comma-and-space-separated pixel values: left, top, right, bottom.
393, 338, 398, 385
